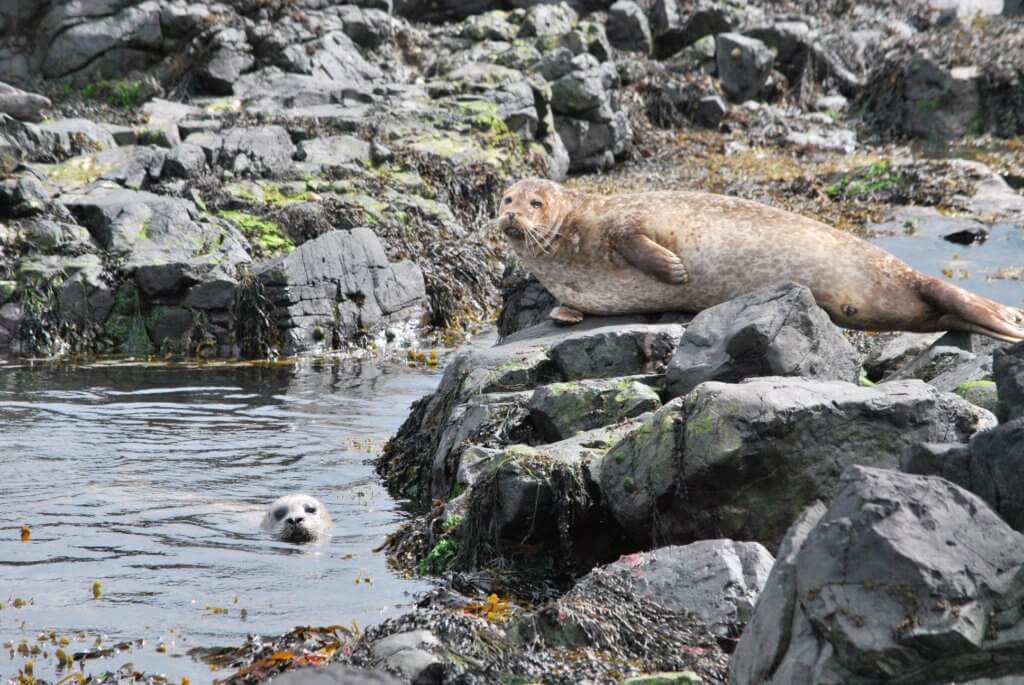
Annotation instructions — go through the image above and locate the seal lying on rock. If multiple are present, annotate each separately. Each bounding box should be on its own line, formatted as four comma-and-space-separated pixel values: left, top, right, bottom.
499, 178, 1024, 342
261, 494, 332, 543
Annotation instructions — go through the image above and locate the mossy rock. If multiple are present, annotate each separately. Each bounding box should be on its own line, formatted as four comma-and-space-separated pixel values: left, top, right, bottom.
954, 379, 998, 414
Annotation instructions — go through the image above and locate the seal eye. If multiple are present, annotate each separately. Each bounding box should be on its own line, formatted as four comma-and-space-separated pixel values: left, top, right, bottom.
530, 199, 543, 208
503, 197, 512, 204
304, 504, 317, 514
274, 507, 287, 521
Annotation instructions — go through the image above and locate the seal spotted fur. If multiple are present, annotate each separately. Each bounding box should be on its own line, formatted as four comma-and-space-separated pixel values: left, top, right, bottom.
498, 178, 1024, 342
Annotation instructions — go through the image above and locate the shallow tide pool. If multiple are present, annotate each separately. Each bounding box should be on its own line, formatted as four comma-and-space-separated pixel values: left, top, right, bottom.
0, 356, 439, 683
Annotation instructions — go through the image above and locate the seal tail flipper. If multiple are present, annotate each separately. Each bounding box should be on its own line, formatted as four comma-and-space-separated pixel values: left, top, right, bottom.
920, 278, 1024, 342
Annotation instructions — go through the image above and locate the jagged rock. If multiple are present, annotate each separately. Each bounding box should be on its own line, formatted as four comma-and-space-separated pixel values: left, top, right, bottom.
19, 219, 94, 252
694, 95, 726, 127
200, 28, 254, 94
281, 31, 382, 85
256, 228, 426, 355
729, 466, 1024, 685
601, 376, 995, 550
665, 282, 861, 398
716, 33, 773, 102
863, 332, 944, 381
0, 82, 51, 122
597, 541, 774, 639
555, 109, 631, 172
338, 6, 395, 48
162, 143, 207, 179
0, 174, 51, 216
219, 126, 296, 177
497, 269, 557, 337
994, 342, 1024, 421
519, 3, 578, 38
606, 1, 653, 55
528, 377, 661, 441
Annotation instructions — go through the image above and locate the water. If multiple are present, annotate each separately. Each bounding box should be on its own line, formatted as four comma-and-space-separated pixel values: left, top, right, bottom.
0, 356, 441, 683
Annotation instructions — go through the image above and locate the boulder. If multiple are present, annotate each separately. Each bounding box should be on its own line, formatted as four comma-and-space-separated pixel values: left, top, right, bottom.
862, 331, 943, 381
665, 282, 861, 398
162, 143, 207, 179
729, 466, 1024, 684
606, 1, 653, 55
715, 33, 773, 102
528, 377, 661, 441
519, 3, 578, 38
219, 126, 296, 177
297, 135, 372, 172
601, 376, 994, 550
256, 228, 426, 355
994, 342, 1024, 421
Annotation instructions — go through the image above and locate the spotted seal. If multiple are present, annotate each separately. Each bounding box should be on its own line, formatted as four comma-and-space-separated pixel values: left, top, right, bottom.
498, 178, 1024, 342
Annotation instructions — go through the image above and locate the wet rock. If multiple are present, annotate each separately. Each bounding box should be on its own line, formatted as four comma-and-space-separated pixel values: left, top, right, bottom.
497, 268, 557, 337
182, 279, 238, 311
546, 321, 683, 381
665, 282, 861, 398
528, 377, 661, 441
162, 143, 207, 179
271, 664, 402, 685
606, 1, 653, 55
219, 126, 296, 177
601, 376, 994, 550
257, 228, 426, 355
729, 466, 1024, 685
368, 630, 442, 683
0, 82, 51, 122
994, 342, 1024, 421
716, 33, 774, 102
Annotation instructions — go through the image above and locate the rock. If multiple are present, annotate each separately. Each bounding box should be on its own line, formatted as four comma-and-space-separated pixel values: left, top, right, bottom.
601, 376, 994, 550
19, 219, 94, 252
601, 541, 774, 639
368, 630, 443, 683
337, 6, 395, 48
297, 135, 372, 172
462, 10, 520, 42
729, 466, 1024, 684
546, 320, 682, 381
182, 279, 237, 310
497, 268, 557, 337
902, 53, 981, 140
621, 675, 702, 685
528, 377, 661, 441
0, 82, 51, 122
994, 342, 1024, 421
693, 95, 726, 127
38, 118, 117, 158
550, 64, 617, 120
606, 1, 653, 55
162, 144, 207, 178
665, 283, 861, 398
199, 29, 254, 94
953, 379, 999, 414
555, 109, 631, 172
519, 3, 578, 38
716, 33, 773, 102
0, 174, 51, 216
262, 665, 402, 685
219, 126, 296, 177
257, 228, 426, 355
863, 332, 944, 381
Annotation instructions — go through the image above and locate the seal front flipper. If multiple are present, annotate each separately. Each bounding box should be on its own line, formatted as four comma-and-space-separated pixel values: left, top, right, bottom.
613, 233, 688, 284
550, 305, 584, 325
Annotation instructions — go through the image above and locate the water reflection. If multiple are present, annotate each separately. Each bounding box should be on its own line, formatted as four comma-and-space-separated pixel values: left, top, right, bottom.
0, 355, 439, 683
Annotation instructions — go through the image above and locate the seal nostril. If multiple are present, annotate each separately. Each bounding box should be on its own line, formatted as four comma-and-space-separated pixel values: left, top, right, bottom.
286, 516, 304, 525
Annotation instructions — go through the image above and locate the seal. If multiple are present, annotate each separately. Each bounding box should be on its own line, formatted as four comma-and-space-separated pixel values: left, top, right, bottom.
261, 494, 332, 544
498, 178, 1024, 342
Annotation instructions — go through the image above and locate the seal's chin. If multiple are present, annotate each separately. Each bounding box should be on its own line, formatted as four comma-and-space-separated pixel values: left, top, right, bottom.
278, 524, 317, 544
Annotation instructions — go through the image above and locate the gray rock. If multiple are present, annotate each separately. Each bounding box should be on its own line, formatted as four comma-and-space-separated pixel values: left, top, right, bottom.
182, 279, 237, 310
20, 219, 94, 252
601, 376, 995, 550
863, 331, 944, 381
461, 10, 519, 42
548, 321, 683, 380
219, 126, 296, 176
162, 144, 207, 178
551, 68, 612, 119
0, 82, 51, 122
599, 540, 774, 639
281, 30, 382, 85
729, 466, 1024, 685
747, 21, 810, 65
665, 282, 861, 398
40, 1, 163, 79
297, 135, 372, 171
528, 377, 661, 441
555, 109, 631, 172
337, 6, 394, 48
994, 342, 1024, 421
270, 665, 402, 685
716, 33, 774, 102
257, 228, 425, 355
497, 269, 557, 337
369, 630, 442, 683
902, 52, 981, 140
200, 28, 254, 94
606, 1, 653, 55
38, 118, 117, 157
0, 174, 51, 216
519, 3, 578, 38
97, 145, 167, 189
102, 124, 137, 146
694, 95, 726, 127
148, 306, 194, 349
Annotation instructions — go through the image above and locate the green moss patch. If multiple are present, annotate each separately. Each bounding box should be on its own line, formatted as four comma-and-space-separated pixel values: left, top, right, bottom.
81, 80, 144, 108
823, 161, 906, 200
216, 210, 294, 257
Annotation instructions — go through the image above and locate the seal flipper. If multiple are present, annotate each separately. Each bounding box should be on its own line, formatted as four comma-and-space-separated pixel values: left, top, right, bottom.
550, 305, 584, 325
921, 278, 1024, 342
613, 233, 689, 284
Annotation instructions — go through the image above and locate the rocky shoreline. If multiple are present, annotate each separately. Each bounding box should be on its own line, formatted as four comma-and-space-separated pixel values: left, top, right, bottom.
3, 0, 1024, 683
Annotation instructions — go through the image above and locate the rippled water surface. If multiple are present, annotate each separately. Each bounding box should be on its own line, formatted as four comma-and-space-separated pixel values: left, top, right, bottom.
0, 356, 441, 683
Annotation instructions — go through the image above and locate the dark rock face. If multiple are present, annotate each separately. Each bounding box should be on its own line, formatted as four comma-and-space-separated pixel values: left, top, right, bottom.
994, 342, 1024, 421
716, 33, 774, 102
730, 466, 1024, 685
256, 228, 426, 355
601, 376, 994, 551
665, 282, 861, 398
